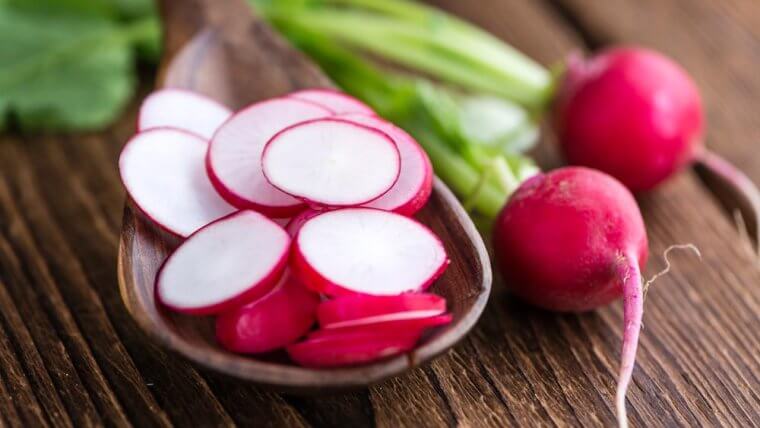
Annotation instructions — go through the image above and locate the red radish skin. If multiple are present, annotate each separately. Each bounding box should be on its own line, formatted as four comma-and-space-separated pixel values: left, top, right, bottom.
262, 118, 401, 207
292, 208, 449, 297
285, 208, 322, 236
317, 293, 446, 328
138, 89, 232, 140
156, 211, 290, 315
287, 332, 418, 368
215, 272, 319, 354
119, 128, 235, 237
289, 88, 376, 116
555, 47, 703, 192
207, 98, 331, 217
314, 314, 453, 336
339, 114, 434, 216
492, 167, 647, 427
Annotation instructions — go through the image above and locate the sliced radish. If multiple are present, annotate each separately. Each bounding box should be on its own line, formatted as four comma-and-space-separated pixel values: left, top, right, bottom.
289, 88, 375, 116
156, 210, 290, 315
287, 332, 418, 368
119, 128, 236, 237
310, 314, 453, 338
138, 89, 232, 140
317, 293, 446, 328
285, 208, 323, 236
292, 208, 449, 296
216, 271, 319, 354
340, 114, 434, 215
207, 98, 331, 217
262, 118, 401, 206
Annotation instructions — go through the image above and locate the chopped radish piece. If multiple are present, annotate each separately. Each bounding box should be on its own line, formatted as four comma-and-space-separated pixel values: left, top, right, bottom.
311, 314, 453, 337
318, 293, 446, 328
207, 98, 331, 217
292, 208, 449, 296
138, 89, 232, 140
287, 331, 418, 368
216, 272, 319, 354
119, 128, 235, 237
340, 114, 433, 215
289, 88, 375, 115
285, 208, 322, 236
262, 118, 401, 206
156, 211, 290, 315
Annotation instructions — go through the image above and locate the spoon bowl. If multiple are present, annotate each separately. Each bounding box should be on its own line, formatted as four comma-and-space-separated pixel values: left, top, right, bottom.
117, 0, 491, 391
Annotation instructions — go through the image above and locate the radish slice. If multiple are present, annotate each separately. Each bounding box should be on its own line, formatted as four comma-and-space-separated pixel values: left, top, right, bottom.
292, 208, 449, 296
289, 88, 375, 116
207, 98, 331, 217
216, 272, 319, 354
340, 114, 434, 215
311, 314, 453, 338
156, 210, 290, 315
318, 293, 446, 328
262, 118, 401, 206
138, 89, 232, 140
285, 208, 322, 236
287, 332, 418, 368
119, 128, 236, 237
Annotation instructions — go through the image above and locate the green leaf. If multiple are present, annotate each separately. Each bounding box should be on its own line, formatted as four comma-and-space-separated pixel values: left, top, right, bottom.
0, 8, 140, 131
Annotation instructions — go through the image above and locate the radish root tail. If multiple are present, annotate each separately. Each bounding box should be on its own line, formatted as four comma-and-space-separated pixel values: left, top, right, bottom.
617, 244, 701, 428
643, 244, 702, 298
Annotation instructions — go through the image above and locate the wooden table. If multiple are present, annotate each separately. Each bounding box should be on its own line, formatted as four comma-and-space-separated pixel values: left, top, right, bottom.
1, 1, 759, 426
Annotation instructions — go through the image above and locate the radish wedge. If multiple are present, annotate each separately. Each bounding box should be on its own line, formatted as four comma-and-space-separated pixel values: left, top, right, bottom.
119, 128, 235, 237
311, 314, 453, 338
289, 88, 375, 116
340, 114, 434, 215
156, 211, 290, 315
262, 118, 401, 206
216, 272, 319, 354
138, 89, 232, 140
292, 208, 449, 296
318, 293, 446, 328
285, 208, 322, 237
207, 98, 331, 217
287, 332, 418, 368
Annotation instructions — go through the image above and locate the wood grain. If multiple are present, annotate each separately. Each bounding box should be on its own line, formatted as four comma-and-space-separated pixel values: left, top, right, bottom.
0, 0, 759, 425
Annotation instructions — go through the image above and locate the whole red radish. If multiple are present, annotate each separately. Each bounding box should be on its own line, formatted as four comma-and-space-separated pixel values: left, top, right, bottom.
493, 167, 647, 427
555, 47, 703, 192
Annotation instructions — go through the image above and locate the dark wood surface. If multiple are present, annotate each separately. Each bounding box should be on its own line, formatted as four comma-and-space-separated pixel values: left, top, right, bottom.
1, 0, 759, 426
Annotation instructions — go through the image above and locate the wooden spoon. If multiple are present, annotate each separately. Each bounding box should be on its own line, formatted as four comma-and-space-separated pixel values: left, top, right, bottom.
117, 0, 491, 391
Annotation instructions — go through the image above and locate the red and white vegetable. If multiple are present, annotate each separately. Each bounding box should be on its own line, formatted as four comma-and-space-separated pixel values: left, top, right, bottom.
156, 211, 290, 315
317, 293, 446, 328
119, 128, 235, 237
138, 89, 232, 140
287, 331, 419, 368
493, 167, 648, 427
262, 118, 401, 206
340, 114, 434, 216
216, 272, 319, 354
292, 208, 449, 296
207, 98, 330, 217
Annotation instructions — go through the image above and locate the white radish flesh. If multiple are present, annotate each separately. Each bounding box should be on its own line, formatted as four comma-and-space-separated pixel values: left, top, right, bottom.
138, 89, 232, 140
262, 119, 401, 206
292, 208, 449, 296
289, 88, 375, 115
215, 272, 319, 354
207, 98, 331, 217
119, 128, 235, 237
340, 114, 434, 216
156, 210, 290, 315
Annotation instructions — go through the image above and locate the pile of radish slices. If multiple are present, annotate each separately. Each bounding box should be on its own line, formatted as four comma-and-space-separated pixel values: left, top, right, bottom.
120, 88, 453, 367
